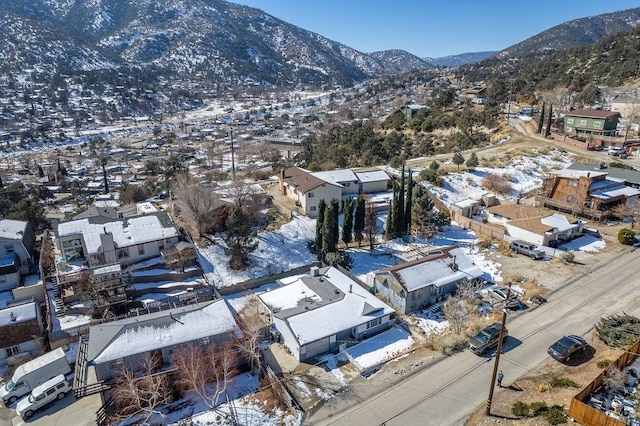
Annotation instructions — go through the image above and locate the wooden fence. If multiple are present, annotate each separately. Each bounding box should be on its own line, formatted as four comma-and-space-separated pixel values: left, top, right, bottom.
450, 211, 506, 241
568, 340, 640, 425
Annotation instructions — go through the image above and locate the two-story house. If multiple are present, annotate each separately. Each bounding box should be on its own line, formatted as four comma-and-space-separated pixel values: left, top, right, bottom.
0, 301, 45, 366
0, 220, 36, 281
279, 167, 343, 217
563, 109, 621, 141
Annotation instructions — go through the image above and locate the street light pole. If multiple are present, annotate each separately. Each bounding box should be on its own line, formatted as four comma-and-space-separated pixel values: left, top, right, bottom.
486, 284, 511, 415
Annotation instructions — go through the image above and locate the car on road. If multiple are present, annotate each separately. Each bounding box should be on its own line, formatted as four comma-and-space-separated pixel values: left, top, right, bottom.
547, 335, 588, 363
469, 322, 508, 355
510, 240, 545, 260
487, 285, 520, 308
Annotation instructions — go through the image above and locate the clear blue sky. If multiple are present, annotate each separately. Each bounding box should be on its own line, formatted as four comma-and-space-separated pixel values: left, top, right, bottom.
230, 0, 640, 58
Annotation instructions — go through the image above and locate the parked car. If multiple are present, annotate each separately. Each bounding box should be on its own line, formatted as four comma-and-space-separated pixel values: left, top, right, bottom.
487, 285, 520, 308
510, 240, 545, 260
15, 375, 71, 419
547, 335, 588, 363
469, 322, 508, 354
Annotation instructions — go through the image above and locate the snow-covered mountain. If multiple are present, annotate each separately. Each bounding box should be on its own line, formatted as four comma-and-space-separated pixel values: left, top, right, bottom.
0, 0, 429, 87
423, 51, 496, 67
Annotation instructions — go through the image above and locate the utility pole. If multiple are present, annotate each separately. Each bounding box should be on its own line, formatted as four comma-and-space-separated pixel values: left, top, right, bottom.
486, 284, 511, 415
230, 126, 236, 181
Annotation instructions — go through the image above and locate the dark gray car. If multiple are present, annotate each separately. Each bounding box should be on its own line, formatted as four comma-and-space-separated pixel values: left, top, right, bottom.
469, 323, 508, 355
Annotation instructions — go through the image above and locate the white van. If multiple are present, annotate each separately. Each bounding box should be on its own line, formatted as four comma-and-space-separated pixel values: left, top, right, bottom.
15, 375, 71, 419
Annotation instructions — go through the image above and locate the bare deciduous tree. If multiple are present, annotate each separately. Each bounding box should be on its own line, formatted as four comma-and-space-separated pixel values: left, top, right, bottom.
173, 172, 220, 236
442, 295, 468, 335
612, 200, 640, 228
234, 296, 265, 376
111, 353, 172, 424
363, 201, 380, 252
172, 342, 238, 409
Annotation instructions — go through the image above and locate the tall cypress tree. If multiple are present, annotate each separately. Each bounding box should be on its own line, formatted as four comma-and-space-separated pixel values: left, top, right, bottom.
323, 199, 339, 254
545, 104, 553, 138
404, 169, 413, 236
342, 197, 354, 245
354, 195, 365, 248
537, 103, 545, 134
397, 165, 405, 236
315, 198, 326, 255
385, 180, 396, 240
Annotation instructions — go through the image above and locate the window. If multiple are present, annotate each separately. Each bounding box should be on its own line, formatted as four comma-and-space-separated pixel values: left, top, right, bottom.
4, 244, 14, 254
569, 180, 577, 187
109, 358, 125, 369
46, 388, 56, 396
566, 118, 574, 124
308, 192, 314, 198
367, 318, 382, 329
310, 206, 316, 212
197, 336, 211, 346
117, 248, 129, 259
579, 119, 587, 126
593, 120, 602, 128
345, 183, 350, 187
137, 244, 145, 255
5, 346, 19, 357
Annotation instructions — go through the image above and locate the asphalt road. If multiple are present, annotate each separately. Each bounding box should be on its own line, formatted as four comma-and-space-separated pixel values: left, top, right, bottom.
305, 248, 640, 426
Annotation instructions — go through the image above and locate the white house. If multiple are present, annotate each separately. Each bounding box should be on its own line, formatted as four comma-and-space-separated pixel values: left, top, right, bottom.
354, 169, 391, 194
310, 169, 359, 194
506, 213, 584, 247
279, 167, 343, 217
258, 266, 395, 361
0, 219, 36, 277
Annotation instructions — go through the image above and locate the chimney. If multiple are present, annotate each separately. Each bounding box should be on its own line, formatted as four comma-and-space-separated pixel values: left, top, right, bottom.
349, 284, 353, 293
310, 266, 319, 276
9, 312, 16, 322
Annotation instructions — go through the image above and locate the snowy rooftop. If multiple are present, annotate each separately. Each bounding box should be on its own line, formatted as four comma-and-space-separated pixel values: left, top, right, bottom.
390, 247, 485, 292
0, 301, 37, 326
88, 299, 238, 364
540, 213, 582, 232
57, 214, 178, 255
552, 169, 607, 179
261, 266, 394, 345
591, 185, 640, 199
0, 219, 28, 241
354, 170, 390, 183
311, 169, 358, 184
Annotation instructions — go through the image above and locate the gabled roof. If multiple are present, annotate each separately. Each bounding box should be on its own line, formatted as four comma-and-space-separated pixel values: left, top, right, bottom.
73, 206, 120, 222
486, 204, 551, 220
0, 219, 28, 241
385, 246, 485, 292
564, 109, 621, 119
87, 299, 238, 364
259, 266, 393, 345
281, 167, 342, 194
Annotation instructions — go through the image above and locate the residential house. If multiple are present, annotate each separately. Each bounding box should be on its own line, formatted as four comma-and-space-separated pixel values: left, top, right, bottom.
568, 162, 640, 188
536, 169, 640, 220
258, 266, 395, 361
353, 169, 391, 194
371, 246, 486, 314
0, 301, 45, 366
465, 86, 486, 99
563, 109, 622, 142
0, 220, 36, 280
503, 212, 584, 247
84, 299, 240, 381
310, 169, 359, 195
399, 104, 426, 121
279, 167, 343, 217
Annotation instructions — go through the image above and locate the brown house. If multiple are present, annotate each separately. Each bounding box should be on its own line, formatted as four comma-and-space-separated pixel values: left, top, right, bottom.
0, 301, 45, 366
536, 169, 640, 220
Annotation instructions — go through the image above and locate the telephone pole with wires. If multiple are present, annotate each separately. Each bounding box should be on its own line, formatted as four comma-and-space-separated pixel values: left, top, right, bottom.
486, 284, 511, 415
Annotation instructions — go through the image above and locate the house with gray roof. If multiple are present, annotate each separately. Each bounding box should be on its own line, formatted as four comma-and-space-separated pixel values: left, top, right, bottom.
568, 162, 640, 188
0, 220, 36, 281
371, 247, 487, 314
0, 301, 44, 366
258, 266, 395, 362
84, 299, 239, 381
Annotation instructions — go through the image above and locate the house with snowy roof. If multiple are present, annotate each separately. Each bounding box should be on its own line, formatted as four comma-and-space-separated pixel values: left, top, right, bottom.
536, 169, 640, 221
0, 301, 45, 366
371, 246, 486, 314
0, 219, 36, 287
258, 266, 395, 362
84, 299, 240, 381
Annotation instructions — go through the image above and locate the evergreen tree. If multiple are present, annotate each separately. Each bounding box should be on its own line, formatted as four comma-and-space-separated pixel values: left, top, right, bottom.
342, 197, 354, 245
545, 104, 553, 138
101, 158, 109, 194
38, 165, 44, 178
315, 199, 326, 255
354, 195, 365, 248
397, 165, 405, 236
385, 180, 396, 240
537, 103, 546, 134
429, 160, 440, 171
404, 169, 413, 235
466, 152, 479, 169
0, 175, 3, 188
322, 199, 339, 254
224, 205, 258, 270
412, 185, 435, 237
452, 152, 465, 172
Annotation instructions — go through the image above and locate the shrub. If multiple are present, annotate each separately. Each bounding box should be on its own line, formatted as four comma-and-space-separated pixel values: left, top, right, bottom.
511, 401, 529, 417
543, 405, 567, 425
618, 228, 636, 245
529, 401, 549, 416
549, 377, 579, 388
481, 172, 513, 195
597, 359, 612, 369
561, 252, 575, 263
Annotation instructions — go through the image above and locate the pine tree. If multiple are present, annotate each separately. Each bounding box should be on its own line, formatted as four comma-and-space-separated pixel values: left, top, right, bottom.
224, 205, 258, 270
342, 197, 354, 245
38, 165, 44, 178
545, 104, 553, 138
397, 165, 405, 236
452, 152, 465, 172
354, 195, 365, 248
466, 152, 479, 169
404, 169, 413, 236
537, 103, 546, 134
0, 175, 3, 188
315, 199, 326, 255
102, 158, 109, 194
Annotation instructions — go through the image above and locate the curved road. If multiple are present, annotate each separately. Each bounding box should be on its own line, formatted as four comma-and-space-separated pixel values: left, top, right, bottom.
305, 249, 640, 426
